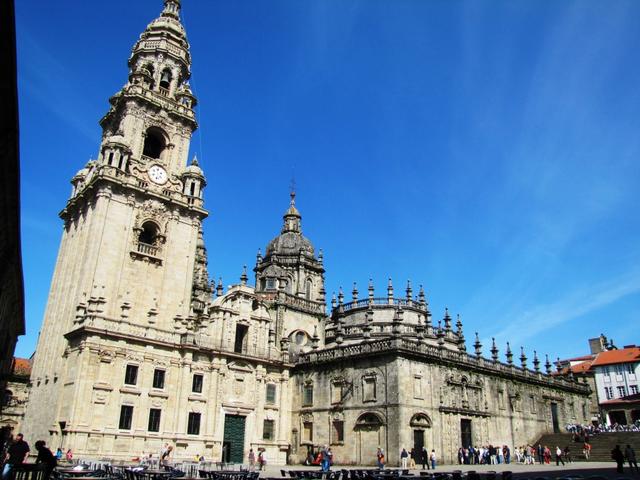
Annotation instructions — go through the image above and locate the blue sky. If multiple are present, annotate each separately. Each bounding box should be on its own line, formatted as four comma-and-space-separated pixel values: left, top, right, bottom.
15, 0, 640, 362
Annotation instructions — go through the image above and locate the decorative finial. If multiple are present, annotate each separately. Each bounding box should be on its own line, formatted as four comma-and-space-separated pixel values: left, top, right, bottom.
491, 338, 499, 362
368, 278, 375, 303
331, 292, 337, 310
311, 325, 319, 350
240, 265, 248, 286
506, 342, 513, 365
387, 278, 394, 304
216, 277, 224, 297
318, 249, 324, 263
545, 354, 552, 374
533, 350, 540, 373
406, 280, 413, 302
338, 287, 344, 305
443, 308, 452, 333
474, 332, 482, 358
352, 282, 359, 302
191, 155, 199, 166
456, 314, 463, 334
256, 248, 262, 263
418, 284, 426, 306
520, 346, 527, 370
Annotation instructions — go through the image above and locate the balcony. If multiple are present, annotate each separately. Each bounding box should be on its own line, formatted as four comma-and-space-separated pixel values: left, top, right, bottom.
130, 241, 162, 265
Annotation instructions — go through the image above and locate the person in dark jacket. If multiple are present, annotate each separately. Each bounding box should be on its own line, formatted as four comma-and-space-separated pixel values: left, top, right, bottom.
34, 440, 57, 480
612, 445, 625, 473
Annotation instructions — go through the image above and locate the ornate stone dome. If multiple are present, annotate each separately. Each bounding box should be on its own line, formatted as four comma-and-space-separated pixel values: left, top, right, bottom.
265, 192, 315, 257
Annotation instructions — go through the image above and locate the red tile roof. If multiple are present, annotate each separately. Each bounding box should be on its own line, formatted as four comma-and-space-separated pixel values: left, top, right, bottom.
590, 347, 640, 367
12, 357, 31, 376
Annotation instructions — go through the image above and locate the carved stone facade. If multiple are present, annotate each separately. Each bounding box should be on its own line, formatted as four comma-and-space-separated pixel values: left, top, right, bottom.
22, 0, 592, 466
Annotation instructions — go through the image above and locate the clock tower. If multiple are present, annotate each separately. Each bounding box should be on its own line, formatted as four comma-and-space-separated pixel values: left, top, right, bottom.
23, 0, 211, 443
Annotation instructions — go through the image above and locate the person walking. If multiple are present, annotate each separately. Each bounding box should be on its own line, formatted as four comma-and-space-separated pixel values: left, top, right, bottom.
321, 446, 330, 472
35, 440, 57, 480
400, 448, 408, 469
376, 448, 385, 470
421, 447, 429, 470
2, 433, 30, 480
555, 446, 564, 466
537, 444, 543, 464
248, 448, 255, 471
611, 445, 624, 474
409, 448, 416, 469
583, 442, 591, 461
625, 445, 638, 473
430, 450, 437, 470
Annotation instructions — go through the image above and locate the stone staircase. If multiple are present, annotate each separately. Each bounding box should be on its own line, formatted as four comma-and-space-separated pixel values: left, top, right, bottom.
533, 432, 640, 461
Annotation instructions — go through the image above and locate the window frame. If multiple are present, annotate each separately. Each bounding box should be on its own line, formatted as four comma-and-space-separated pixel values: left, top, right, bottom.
302, 383, 314, 406
192, 373, 204, 393
152, 369, 166, 389
148, 408, 161, 432
187, 412, 201, 435
119, 405, 134, 430
124, 364, 139, 386
266, 384, 277, 404
332, 419, 344, 444
263, 419, 275, 440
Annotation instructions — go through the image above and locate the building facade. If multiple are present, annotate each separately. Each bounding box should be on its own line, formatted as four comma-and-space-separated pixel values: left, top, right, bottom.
23, 0, 591, 466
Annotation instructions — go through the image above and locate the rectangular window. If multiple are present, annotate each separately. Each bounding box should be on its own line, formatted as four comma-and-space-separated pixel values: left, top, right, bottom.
303, 421, 313, 442
603, 366, 610, 377
234, 324, 248, 353
303, 384, 314, 406
124, 365, 138, 385
617, 386, 627, 397
605, 387, 613, 400
626, 364, 635, 375
187, 412, 201, 435
263, 419, 274, 440
630, 385, 638, 395
152, 369, 165, 389
192, 374, 203, 393
266, 384, 277, 404
331, 382, 342, 404
266, 278, 277, 290
413, 376, 423, 399
119, 405, 133, 430
363, 377, 376, 402
332, 420, 344, 444
148, 408, 161, 432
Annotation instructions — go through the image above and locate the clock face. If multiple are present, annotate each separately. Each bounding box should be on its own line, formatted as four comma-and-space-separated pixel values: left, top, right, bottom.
148, 165, 168, 185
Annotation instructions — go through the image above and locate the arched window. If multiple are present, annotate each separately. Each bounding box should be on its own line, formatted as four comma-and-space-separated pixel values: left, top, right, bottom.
145, 64, 155, 89
306, 280, 313, 299
160, 69, 172, 91
355, 412, 384, 430
139, 221, 160, 245
142, 127, 166, 159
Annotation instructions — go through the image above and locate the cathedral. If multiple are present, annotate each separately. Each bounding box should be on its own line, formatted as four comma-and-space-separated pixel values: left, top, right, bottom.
22, 0, 591, 466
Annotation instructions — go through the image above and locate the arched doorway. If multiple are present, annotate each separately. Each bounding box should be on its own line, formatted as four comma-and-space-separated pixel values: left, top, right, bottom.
410, 413, 432, 460
354, 412, 385, 465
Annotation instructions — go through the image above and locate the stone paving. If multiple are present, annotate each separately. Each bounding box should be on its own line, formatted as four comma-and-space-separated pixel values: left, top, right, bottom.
258, 462, 640, 479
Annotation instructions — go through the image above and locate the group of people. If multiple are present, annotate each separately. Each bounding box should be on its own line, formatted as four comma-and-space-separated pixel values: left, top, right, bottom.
456, 445, 511, 465
453, 444, 581, 466
304, 446, 333, 472
394, 447, 437, 470
566, 421, 640, 436
247, 448, 268, 471
0, 432, 65, 480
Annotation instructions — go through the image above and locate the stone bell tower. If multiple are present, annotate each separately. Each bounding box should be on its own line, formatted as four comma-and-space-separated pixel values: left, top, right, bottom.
23, 0, 210, 443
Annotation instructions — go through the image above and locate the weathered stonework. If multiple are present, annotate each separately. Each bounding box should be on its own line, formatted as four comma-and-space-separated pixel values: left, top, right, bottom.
22, 0, 592, 467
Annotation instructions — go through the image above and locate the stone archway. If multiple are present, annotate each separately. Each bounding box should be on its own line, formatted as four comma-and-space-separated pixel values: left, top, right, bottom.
354, 412, 385, 465
410, 413, 432, 459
